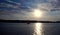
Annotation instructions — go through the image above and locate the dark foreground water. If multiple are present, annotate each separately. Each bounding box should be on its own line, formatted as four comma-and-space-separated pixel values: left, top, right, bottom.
0, 23, 60, 35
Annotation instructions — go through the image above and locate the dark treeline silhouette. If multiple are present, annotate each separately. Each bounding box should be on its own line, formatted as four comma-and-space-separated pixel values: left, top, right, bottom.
0, 20, 60, 23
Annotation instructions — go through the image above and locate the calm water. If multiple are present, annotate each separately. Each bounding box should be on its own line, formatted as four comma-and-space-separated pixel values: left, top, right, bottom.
0, 23, 60, 35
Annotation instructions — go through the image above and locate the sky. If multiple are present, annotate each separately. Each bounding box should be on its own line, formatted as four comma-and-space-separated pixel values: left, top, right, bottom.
0, 0, 60, 21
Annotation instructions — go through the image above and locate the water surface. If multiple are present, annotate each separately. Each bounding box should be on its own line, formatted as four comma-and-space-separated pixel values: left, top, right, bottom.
0, 23, 60, 35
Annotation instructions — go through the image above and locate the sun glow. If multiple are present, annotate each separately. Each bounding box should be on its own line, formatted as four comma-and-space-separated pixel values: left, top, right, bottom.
33, 9, 43, 18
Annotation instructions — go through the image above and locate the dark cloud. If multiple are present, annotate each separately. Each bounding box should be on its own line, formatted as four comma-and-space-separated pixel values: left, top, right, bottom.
52, 0, 60, 8
55, 0, 60, 8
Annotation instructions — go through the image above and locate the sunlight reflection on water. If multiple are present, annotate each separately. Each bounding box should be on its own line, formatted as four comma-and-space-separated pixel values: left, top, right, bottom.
33, 23, 43, 35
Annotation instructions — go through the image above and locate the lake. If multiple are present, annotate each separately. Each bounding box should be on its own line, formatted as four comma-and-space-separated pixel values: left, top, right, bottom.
0, 23, 60, 35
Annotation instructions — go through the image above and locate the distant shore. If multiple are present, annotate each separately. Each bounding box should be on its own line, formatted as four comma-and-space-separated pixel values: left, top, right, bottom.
0, 20, 60, 23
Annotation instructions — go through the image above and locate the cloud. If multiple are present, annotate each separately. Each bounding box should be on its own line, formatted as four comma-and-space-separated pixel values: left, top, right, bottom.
0, 0, 60, 21
0, 2, 32, 15
38, 0, 60, 11
36, 3, 53, 11
6, 0, 21, 5
0, 3, 20, 9
49, 0, 60, 10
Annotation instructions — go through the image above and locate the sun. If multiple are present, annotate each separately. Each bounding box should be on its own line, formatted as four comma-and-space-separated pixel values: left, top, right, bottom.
33, 9, 43, 18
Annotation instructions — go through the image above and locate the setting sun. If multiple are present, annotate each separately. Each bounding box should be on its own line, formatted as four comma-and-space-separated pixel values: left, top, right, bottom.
33, 9, 43, 18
